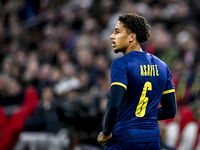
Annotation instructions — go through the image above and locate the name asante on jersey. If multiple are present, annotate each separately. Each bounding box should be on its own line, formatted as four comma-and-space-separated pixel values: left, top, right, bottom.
140, 65, 159, 76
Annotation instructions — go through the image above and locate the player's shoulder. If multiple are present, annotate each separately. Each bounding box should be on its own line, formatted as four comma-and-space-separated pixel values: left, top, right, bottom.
112, 56, 128, 66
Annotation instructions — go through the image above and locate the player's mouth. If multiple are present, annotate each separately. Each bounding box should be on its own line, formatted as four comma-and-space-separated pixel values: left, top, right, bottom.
112, 41, 116, 47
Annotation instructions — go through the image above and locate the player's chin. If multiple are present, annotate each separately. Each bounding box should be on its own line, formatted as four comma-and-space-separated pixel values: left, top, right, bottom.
114, 48, 123, 54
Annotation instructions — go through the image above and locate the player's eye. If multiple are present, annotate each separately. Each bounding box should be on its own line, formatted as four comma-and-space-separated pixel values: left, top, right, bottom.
115, 30, 119, 33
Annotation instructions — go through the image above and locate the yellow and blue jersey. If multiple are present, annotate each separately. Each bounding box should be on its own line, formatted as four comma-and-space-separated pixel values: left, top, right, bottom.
110, 51, 175, 144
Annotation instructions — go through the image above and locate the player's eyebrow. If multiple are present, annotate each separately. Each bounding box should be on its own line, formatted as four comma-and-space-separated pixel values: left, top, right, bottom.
114, 28, 119, 31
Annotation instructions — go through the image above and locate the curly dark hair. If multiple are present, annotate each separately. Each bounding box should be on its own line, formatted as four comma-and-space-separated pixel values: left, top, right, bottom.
118, 13, 151, 44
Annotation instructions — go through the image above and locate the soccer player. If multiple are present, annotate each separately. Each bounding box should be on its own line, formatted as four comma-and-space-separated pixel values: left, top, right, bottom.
97, 13, 176, 150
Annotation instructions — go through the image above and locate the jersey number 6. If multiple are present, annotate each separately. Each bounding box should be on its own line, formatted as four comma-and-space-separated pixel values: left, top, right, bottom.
135, 81, 152, 117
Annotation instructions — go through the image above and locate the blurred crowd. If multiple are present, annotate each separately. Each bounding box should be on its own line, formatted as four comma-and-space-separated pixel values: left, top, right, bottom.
0, 0, 200, 150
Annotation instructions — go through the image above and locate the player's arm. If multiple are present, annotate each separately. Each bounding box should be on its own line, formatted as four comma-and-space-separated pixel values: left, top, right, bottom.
97, 58, 127, 143
103, 85, 125, 136
97, 84, 125, 143
157, 91, 176, 120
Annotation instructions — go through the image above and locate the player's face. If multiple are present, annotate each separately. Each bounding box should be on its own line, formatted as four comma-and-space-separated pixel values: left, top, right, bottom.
110, 22, 130, 53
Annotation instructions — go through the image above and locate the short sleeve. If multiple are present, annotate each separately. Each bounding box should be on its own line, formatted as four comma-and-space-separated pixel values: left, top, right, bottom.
163, 67, 175, 95
110, 58, 128, 90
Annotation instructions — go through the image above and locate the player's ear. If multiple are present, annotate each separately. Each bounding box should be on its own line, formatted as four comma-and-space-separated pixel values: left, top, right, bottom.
129, 33, 136, 42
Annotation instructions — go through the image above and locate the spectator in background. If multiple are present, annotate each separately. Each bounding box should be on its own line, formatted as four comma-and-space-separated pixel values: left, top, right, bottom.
54, 62, 81, 96
158, 122, 175, 150
0, 78, 38, 150
164, 105, 194, 149
173, 101, 200, 150
14, 86, 70, 150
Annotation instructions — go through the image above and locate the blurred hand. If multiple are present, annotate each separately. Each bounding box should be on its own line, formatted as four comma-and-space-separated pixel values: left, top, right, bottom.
97, 132, 112, 143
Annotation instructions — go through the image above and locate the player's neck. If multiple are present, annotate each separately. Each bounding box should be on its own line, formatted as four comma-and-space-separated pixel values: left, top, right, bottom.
123, 42, 142, 55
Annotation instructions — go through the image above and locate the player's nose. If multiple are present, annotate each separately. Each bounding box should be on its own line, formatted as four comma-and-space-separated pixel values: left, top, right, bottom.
110, 33, 114, 39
